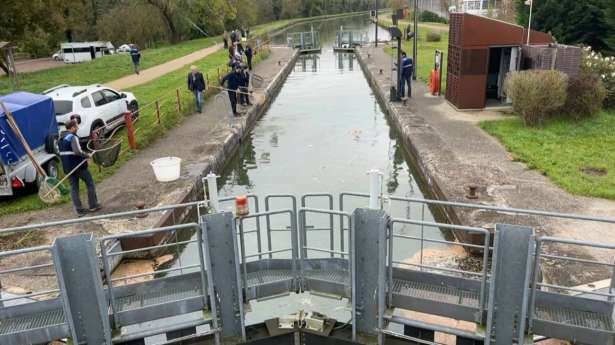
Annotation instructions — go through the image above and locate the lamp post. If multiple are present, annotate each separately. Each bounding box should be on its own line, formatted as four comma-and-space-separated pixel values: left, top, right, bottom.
375, 0, 378, 47
413, 0, 418, 80
525, 0, 533, 45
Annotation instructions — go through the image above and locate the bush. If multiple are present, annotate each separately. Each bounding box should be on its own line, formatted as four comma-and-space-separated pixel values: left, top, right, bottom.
564, 72, 606, 120
582, 47, 615, 109
420, 10, 448, 24
505, 70, 568, 126
425, 31, 441, 42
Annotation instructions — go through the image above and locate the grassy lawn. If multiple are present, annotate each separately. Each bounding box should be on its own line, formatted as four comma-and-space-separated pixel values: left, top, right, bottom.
480, 111, 615, 200
0, 48, 271, 217
380, 17, 449, 91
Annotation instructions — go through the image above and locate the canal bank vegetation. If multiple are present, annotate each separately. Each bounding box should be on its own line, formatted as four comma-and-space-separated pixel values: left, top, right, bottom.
481, 47, 615, 200
0, 47, 272, 217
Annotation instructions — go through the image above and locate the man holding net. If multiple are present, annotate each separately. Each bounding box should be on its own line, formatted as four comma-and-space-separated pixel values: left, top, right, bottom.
220, 65, 243, 116
59, 120, 101, 217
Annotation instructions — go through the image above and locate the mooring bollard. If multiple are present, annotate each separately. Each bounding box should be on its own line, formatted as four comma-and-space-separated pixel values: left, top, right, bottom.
123, 111, 137, 150
155, 101, 161, 125
206, 172, 220, 212
367, 169, 383, 209
175, 89, 182, 112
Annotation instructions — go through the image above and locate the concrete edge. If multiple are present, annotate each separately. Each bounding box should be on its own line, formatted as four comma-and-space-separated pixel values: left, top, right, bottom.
354, 48, 465, 230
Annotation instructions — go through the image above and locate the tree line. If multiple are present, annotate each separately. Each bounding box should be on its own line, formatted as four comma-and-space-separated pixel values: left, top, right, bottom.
0, 0, 374, 58
515, 0, 615, 54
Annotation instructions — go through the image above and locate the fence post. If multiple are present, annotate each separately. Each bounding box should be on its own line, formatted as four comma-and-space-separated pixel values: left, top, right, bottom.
175, 89, 182, 113
155, 101, 161, 125
124, 111, 137, 150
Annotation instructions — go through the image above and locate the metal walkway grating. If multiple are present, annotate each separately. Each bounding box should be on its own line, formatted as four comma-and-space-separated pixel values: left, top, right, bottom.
116, 285, 202, 312
392, 279, 480, 307
246, 269, 294, 287
535, 304, 615, 331
0, 309, 66, 335
304, 270, 350, 285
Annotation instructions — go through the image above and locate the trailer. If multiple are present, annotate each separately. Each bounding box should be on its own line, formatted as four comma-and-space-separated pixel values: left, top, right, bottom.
60, 41, 115, 64
0, 92, 60, 196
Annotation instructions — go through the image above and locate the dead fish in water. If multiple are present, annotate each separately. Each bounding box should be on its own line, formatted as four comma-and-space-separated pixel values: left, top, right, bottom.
349, 128, 362, 140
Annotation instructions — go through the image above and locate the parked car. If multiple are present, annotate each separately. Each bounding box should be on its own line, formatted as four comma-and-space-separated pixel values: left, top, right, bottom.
0, 92, 60, 196
117, 44, 132, 53
52, 49, 64, 61
43, 84, 139, 141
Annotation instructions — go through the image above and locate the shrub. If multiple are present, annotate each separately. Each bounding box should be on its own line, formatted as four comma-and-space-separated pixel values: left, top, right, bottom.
425, 31, 441, 42
581, 47, 615, 108
420, 10, 448, 24
564, 71, 606, 120
505, 70, 568, 126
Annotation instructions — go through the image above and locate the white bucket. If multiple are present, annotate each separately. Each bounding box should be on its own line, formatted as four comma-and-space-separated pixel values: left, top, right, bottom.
150, 157, 181, 182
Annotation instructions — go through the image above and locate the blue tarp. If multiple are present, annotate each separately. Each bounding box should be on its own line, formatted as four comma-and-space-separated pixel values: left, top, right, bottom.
0, 92, 58, 165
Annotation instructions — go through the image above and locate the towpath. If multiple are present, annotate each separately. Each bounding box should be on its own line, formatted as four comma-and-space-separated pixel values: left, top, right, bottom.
357, 44, 615, 287
107, 44, 223, 90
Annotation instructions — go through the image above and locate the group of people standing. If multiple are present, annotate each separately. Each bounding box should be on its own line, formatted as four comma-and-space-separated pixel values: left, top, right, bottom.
186, 28, 257, 117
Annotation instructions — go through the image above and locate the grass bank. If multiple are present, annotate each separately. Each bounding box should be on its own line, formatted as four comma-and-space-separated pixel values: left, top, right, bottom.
480, 111, 615, 200
380, 16, 449, 91
0, 48, 271, 218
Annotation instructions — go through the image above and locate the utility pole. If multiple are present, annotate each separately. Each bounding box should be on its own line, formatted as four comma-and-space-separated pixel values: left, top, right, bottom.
375, 0, 379, 47
413, 0, 418, 80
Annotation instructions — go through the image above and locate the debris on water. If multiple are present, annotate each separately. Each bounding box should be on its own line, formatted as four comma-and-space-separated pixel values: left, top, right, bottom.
154, 254, 174, 268
111, 259, 155, 286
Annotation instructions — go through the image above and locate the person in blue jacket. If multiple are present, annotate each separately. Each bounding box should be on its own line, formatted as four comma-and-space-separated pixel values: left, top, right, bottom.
220, 65, 243, 116
400, 51, 413, 98
130, 44, 141, 75
59, 120, 100, 217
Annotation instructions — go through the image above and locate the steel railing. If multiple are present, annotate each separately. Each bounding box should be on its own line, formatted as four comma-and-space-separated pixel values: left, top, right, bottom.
388, 218, 490, 324
99, 223, 207, 328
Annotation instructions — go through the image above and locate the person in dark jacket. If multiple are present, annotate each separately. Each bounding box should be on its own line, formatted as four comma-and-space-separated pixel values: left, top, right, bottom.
129, 44, 141, 75
245, 45, 254, 70
220, 65, 243, 116
223, 31, 229, 49
400, 51, 413, 98
239, 65, 251, 106
59, 120, 100, 217
187, 65, 206, 113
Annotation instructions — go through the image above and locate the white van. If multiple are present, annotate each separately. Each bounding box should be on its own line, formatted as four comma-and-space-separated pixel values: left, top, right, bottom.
61, 41, 115, 63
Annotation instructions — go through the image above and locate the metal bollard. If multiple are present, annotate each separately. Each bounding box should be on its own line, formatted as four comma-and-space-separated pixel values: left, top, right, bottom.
123, 111, 137, 150
206, 172, 220, 212
367, 169, 383, 209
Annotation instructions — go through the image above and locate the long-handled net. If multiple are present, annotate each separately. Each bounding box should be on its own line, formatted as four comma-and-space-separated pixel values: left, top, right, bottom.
87, 138, 122, 168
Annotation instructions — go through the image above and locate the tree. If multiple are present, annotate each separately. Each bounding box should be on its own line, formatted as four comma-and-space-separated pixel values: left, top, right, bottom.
146, 0, 182, 42
515, 0, 613, 53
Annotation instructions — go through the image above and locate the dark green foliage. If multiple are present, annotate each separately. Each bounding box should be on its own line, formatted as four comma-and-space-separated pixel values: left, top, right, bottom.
425, 31, 442, 42
420, 10, 447, 24
563, 72, 607, 120
0, 0, 374, 57
515, 0, 614, 53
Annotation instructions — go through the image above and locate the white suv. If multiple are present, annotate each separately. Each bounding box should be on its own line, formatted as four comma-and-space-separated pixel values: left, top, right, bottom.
43, 84, 139, 141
